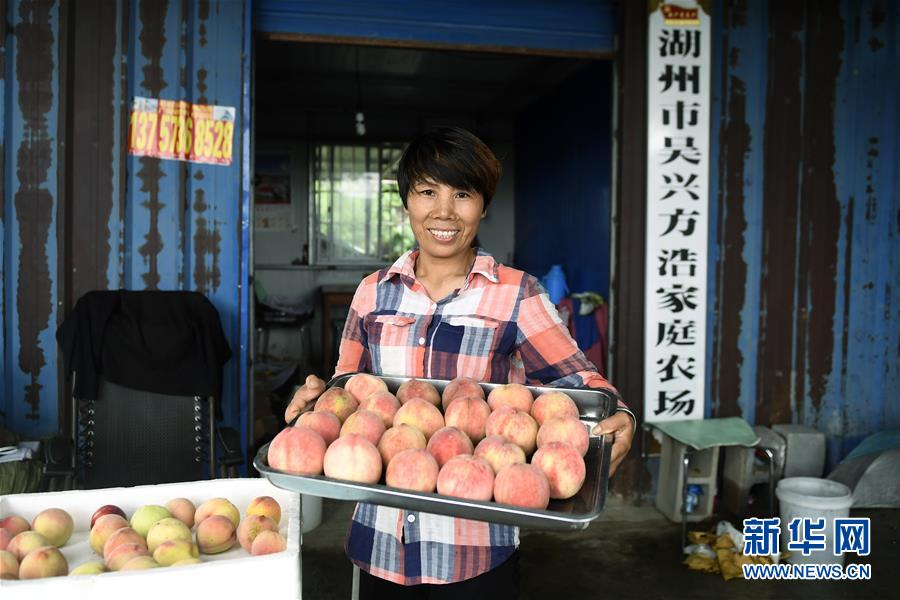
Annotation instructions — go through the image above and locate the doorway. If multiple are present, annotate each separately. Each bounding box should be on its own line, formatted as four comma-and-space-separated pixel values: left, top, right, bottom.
249, 39, 615, 448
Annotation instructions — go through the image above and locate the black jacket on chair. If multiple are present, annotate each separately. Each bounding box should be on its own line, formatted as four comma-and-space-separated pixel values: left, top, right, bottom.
56, 290, 232, 400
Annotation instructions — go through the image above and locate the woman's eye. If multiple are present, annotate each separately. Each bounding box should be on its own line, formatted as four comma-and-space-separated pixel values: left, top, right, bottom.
417, 188, 434, 196
456, 191, 471, 199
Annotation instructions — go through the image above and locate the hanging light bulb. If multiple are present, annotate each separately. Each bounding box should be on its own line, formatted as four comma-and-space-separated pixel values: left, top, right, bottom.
354, 47, 366, 137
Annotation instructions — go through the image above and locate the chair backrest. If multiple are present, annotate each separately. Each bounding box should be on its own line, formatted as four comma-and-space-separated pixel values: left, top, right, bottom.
78, 378, 213, 489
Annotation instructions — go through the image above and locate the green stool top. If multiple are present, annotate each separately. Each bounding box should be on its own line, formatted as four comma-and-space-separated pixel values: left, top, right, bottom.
645, 417, 759, 450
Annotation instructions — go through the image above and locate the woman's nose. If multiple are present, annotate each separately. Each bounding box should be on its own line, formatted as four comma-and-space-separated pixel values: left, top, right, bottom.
432, 192, 455, 218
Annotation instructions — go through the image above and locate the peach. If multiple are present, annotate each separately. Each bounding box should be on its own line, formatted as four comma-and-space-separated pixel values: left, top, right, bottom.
7, 531, 49, 561
444, 396, 491, 443
246, 496, 282, 526
537, 417, 589, 456
474, 435, 527, 474
531, 442, 586, 499
340, 409, 387, 446
194, 498, 241, 529
344, 373, 388, 403
105, 542, 150, 571
103, 527, 146, 561
531, 391, 579, 426
165, 498, 196, 529
153, 539, 199, 566
196, 515, 236, 554
487, 383, 534, 413
396, 379, 441, 407
441, 377, 485, 411
119, 556, 159, 571
130, 505, 171, 538
90, 504, 126, 529
393, 398, 444, 439
172, 557, 204, 566
0, 528, 13, 551
386, 449, 439, 493
0, 515, 30, 537
323, 434, 382, 484
250, 530, 287, 556
267, 426, 327, 476
18, 545, 68, 579
377, 424, 427, 465
69, 560, 106, 576
426, 426, 474, 468
494, 463, 550, 509
436, 455, 494, 501
31, 508, 73, 547
485, 406, 539, 455
314, 387, 359, 422
297, 411, 342, 445
89, 513, 129, 554
359, 391, 401, 427
0, 550, 18, 580
237, 515, 279, 552
147, 518, 193, 553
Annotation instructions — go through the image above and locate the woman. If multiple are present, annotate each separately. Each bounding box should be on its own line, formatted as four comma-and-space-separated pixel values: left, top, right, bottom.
285, 127, 635, 598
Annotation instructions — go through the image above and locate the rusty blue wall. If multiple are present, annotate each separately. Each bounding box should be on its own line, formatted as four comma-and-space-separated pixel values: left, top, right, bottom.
0, 0, 249, 456
2, 0, 61, 436
707, 0, 899, 470
1, 0, 897, 489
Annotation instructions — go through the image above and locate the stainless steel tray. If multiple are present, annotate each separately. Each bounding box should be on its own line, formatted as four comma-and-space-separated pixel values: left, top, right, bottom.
254, 373, 618, 531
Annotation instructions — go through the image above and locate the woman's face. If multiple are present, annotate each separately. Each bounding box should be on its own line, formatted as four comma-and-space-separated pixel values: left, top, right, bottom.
405, 178, 485, 260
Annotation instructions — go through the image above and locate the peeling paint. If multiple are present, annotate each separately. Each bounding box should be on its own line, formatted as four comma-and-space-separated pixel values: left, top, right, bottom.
797, 0, 844, 413
136, 0, 169, 289
756, 1, 804, 426
197, 68, 208, 104
14, 0, 55, 420
198, 0, 209, 47
713, 71, 750, 419
70, 0, 117, 303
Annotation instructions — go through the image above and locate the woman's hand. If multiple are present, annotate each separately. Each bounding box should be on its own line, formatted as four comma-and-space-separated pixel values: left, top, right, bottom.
591, 411, 635, 476
284, 375, 327, 423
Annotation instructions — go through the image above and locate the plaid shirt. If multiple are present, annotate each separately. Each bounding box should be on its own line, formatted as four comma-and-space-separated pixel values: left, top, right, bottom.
337, 248, 628, 585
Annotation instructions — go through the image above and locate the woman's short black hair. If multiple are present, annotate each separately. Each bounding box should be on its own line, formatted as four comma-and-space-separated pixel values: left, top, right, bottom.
397, 127, 502, 210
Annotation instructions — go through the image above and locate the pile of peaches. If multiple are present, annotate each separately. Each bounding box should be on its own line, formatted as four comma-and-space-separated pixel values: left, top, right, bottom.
268, 374, 591, 511
0, 495, 284, 580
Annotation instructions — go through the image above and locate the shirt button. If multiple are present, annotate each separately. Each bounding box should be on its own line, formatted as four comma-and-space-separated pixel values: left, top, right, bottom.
407, 514, 416, 523
418, 337, 426, 345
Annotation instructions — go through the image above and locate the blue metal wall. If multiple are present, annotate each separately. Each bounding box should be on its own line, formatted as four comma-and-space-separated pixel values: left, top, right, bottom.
2, 0, 896, 489
254, 0, 617, 55
514, 61, 614, 298
707, 0, 899, 469
1, 0, 249, 457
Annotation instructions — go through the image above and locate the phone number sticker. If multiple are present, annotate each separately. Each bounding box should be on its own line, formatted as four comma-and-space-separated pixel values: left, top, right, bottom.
129, 96, 235, 166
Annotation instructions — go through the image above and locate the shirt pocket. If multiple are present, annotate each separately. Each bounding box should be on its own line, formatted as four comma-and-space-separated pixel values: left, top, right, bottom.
364, 314, 417, 351
438, 315, 503, 360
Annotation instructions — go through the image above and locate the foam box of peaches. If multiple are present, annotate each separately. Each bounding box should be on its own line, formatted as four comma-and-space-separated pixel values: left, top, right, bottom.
0, 478, 300, 599
256, 373, 617, 531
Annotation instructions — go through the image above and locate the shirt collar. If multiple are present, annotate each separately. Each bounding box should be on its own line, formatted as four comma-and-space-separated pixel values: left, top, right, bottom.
382, 248, 500, 285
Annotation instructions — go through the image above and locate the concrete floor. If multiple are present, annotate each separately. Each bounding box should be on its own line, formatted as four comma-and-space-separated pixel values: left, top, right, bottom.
299, 497, 897, 599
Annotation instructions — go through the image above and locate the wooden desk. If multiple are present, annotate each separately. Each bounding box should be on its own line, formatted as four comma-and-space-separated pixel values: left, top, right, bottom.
320, 285, 357, 375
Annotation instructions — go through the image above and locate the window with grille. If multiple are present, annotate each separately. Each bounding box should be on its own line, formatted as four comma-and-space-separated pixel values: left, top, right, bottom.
311, 143, 416, 265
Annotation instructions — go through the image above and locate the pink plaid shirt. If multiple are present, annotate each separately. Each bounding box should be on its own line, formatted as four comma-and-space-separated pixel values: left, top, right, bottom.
337, 248, 628, 585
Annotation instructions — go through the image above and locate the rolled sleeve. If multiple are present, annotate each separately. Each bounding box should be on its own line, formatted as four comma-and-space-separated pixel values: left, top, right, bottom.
515, 276, 630, 415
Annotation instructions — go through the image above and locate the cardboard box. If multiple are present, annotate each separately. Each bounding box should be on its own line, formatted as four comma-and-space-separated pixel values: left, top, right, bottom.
1, 478, 300, 599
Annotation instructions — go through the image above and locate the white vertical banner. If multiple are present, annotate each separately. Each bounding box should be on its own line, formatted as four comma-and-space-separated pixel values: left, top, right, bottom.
644, 1, 711, 423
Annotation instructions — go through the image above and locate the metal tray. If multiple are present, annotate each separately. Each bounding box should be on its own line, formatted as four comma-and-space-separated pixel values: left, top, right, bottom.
255, 373, 617, 531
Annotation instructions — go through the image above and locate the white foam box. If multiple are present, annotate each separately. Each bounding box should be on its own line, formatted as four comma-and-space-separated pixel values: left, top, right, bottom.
0, 478, 301, 600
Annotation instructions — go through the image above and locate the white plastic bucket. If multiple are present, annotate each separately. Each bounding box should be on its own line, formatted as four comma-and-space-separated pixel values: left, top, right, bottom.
776, 477, 853, 564
301, 493, 323, 532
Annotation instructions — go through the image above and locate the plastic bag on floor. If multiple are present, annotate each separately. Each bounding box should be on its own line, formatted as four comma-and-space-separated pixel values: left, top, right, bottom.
683, 520, 780, 580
